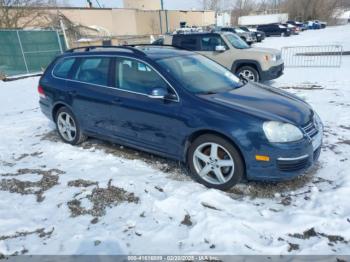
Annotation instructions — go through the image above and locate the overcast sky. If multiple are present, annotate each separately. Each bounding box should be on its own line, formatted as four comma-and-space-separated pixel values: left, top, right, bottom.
62, 0, 202, 10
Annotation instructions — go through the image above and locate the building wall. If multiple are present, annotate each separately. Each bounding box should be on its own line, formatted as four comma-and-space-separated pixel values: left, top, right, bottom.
123, 0, 161, 10
165, 10, 216, 32
15, 7, 215, 36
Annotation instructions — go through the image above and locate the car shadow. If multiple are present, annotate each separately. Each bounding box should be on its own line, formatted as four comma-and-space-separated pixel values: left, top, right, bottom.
41, 130, 329, 200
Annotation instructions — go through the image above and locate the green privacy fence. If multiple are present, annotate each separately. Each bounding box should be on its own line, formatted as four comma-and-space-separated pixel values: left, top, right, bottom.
0, 30, 66, 77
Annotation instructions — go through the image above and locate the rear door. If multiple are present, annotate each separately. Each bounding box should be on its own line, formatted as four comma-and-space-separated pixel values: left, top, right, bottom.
271, 25, 280, 35
66, 56, 116, 134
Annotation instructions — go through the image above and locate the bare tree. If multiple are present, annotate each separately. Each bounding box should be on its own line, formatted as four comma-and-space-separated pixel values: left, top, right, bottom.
0, 0, 57, 28
199, 0, 222, 11
280, 0, 342, 21
230, 0, 256, 25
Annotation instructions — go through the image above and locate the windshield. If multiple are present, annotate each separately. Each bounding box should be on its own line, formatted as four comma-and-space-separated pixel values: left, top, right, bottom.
156, 54, 242, 94
225, 33, 250, 49
234, 28, 246, 33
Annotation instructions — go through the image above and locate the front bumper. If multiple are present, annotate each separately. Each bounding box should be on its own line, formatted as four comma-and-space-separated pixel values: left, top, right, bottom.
260, 63, 284, 81
246, 37, 257, 43
245, 130, 323, 181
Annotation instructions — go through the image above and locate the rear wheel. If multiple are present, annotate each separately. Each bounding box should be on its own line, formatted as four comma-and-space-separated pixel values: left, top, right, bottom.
187, 134, 244, 190
236, 66, 259, 82
55, 107, 87, 145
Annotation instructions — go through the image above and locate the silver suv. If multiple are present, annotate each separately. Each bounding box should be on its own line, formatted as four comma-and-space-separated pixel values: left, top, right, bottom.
220, 27, 257, 44
157, 32, 284, 82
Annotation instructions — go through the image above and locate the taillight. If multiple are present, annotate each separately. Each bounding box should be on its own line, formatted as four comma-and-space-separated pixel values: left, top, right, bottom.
38, 85, 46, 99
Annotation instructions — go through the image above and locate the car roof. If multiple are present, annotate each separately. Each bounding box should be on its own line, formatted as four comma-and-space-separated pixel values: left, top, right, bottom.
173, 32, 222, 36
61, 45, 194, 60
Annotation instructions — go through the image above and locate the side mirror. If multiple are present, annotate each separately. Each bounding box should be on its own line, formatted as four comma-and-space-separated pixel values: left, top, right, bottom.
149, 88, 178, 101
215, 45, 226, 52
149, 88, 168, 99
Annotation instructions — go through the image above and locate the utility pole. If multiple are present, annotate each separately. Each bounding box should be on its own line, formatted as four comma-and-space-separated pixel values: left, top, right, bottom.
160, 0, 164, 10
60, 18, 70, 49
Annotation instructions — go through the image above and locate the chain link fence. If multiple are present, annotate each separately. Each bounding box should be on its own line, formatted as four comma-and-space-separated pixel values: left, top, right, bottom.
0, 30, 66, 77
281, 45, 343, 68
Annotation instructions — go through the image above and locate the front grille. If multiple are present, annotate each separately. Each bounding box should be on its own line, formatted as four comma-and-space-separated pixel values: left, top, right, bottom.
302, 117, 319, 138
277, 157, 309, 172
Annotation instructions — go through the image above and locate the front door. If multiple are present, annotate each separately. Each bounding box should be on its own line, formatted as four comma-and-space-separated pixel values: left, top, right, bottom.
107, 57, 184, 157
197, 35, 233, 69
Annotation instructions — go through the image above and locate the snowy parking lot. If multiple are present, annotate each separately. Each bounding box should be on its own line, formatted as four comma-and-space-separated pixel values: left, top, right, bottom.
0, 25, 350, 256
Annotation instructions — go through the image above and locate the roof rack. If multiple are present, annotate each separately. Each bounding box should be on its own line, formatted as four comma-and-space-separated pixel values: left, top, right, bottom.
65, 45, 146, 56
125, 44, 190, 52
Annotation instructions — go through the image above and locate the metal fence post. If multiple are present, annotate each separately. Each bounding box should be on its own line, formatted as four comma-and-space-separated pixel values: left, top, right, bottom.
56, 30, 63, 53
16, 30, 29, 74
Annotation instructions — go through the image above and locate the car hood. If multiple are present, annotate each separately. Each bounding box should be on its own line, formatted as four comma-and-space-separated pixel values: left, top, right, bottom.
245, 47, 281, 56
243, 32, 255, 37
200, 82, 313, 126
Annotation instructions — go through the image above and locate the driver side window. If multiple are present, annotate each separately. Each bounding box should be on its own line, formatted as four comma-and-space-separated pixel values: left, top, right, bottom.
115, 58, 170, 96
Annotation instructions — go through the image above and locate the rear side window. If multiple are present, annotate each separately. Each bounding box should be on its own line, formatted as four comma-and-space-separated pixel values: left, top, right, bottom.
174, 36, 199, 51
73, 57, 110, 86
53, 58, 75, 78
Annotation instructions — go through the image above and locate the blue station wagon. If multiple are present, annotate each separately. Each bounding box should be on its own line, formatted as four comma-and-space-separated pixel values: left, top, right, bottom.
39, 46, 323, 190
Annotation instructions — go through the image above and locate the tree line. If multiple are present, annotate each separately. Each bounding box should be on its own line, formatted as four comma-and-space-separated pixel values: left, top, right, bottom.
201, 0, 350, 24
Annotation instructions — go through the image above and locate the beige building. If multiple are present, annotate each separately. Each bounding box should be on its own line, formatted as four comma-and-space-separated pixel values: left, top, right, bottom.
54, 7, 215, 36
123, 0, 162, 10
5, 6, 215, 46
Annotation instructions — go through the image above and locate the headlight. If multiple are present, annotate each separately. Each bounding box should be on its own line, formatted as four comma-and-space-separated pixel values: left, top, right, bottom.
270, 54, 277, 62
263, 121, 303, 143
313, 112, 323, 130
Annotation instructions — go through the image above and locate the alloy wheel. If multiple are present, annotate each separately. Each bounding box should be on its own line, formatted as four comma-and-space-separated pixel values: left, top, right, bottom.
239, 69, 256, 82
193, 142, 235, 185
57, 112, 77, 142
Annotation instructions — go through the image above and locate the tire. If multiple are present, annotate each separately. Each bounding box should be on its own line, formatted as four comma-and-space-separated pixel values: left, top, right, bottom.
236, 66, 260, 82
55, 106, 87, 145
187, 134, 245, 190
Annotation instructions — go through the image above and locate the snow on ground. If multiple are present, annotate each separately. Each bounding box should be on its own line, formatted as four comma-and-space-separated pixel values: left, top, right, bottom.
0, 25, 350, 256
256, 24, 350, 50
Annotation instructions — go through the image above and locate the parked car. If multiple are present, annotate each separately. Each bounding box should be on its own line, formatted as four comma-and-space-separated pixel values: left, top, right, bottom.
315, 20, 327, 28
307, 21, 322, 30
257, 24, 291, 37
39, 45, 323, 190
174, 26, 203, 34
287, 20, 307, 31
239, 26, 266, 42
220, 27, 257, 44
155, 32, 284, 82
282, 23, 300, 35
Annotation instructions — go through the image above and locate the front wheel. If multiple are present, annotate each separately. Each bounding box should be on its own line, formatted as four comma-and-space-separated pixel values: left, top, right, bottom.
187, 134, 245, 190
55, 107, 87, 145
236, 66, 260, 82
